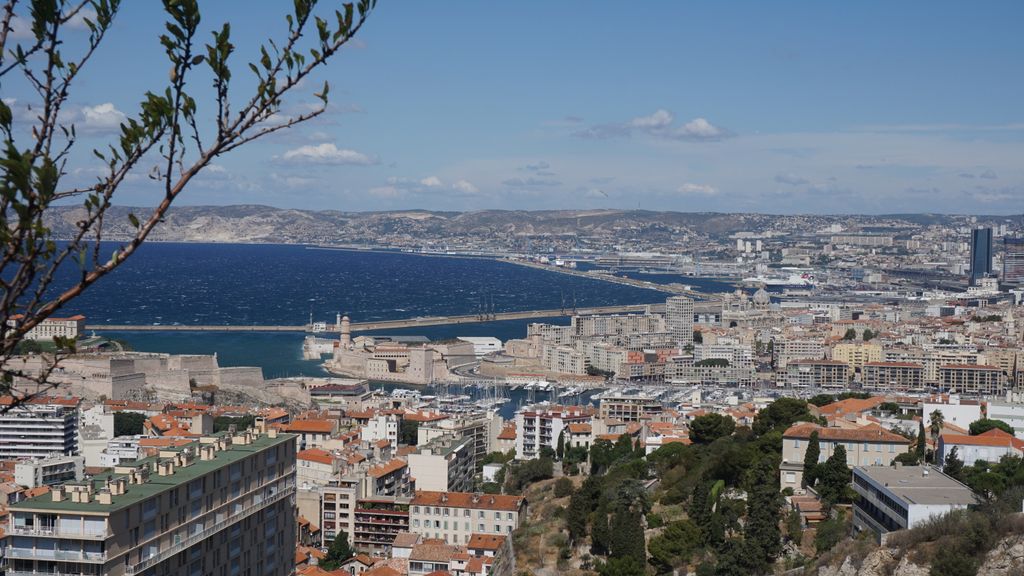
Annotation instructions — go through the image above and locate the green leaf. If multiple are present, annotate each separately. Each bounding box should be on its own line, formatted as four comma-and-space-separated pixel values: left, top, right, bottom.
128, 213, 140, 228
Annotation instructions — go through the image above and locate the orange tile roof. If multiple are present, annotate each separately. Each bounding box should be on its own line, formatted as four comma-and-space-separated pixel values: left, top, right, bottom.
467, 533, 506, 551
818, 396, 886, 416
403, 411, 449, 423
943, 429, 1024, 450
412, 490, 524, 511
368, 458, 407, 479
298, 448, 336, 466
566, 423, 591, 434
496, 423, 517, 440
783, 422, 910, 444
286, 419, 336, 434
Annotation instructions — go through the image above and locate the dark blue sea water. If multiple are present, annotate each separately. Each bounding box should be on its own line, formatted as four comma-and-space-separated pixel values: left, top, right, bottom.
61, 244, 666, 325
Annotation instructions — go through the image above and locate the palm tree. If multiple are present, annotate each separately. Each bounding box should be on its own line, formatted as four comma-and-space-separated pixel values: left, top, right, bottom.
929, 409, 945, 446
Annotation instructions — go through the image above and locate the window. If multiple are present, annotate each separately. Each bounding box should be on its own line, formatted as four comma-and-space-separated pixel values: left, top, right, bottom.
507, 512, 513, 520
478, 523, 484, 531
785, 472, 796, 484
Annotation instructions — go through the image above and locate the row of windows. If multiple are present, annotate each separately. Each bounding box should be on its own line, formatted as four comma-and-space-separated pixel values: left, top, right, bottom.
412, 506, 514, 520
413, 520, 514, 534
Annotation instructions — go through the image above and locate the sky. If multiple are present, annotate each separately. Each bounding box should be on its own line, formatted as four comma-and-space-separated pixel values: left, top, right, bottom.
4, 1, 1024, 214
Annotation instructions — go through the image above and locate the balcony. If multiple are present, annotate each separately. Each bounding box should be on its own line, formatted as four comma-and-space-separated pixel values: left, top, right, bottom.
6, 548, 107, 562
125, 484, 295, 575
8, 526, 110, 540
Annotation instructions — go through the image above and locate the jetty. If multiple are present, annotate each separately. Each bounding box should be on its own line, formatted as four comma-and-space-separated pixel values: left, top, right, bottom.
86, 303, 658, 333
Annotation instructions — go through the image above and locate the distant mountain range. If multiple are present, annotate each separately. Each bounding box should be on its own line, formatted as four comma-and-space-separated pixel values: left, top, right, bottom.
43, 205, 1020, 246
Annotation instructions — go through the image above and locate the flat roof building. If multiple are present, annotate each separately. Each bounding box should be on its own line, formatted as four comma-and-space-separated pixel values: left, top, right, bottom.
852, 465, 979, 543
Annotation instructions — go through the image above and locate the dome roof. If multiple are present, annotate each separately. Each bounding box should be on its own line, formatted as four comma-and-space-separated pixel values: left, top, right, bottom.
753, 288, 771, 304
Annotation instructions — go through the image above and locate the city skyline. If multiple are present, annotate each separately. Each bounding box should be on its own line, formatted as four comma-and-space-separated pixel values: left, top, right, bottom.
3, 1, 1023, 214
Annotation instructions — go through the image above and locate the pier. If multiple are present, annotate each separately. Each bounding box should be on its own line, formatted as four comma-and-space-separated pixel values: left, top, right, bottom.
86, 303, 657, 333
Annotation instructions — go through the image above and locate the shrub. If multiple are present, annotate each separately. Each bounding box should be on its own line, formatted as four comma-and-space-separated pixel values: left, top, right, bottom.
554, 477, 574, 498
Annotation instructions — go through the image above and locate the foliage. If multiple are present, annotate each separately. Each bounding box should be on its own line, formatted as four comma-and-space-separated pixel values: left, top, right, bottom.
814, 511, 848, 554
753, 397, 814, 435
842, 328, 857, 340
968, 418, 1013, 436
553, 477, 574, 498
785, 509, 803, 545
693, 330, 704, 344
916, 421, 926, 459
690, 413, 736, 444
942, 446, 964, 479
399, 418, 419, 445
861, 328, 875, 341
878, 401, 900, 413
893, 451, 921, 466
648, 519, 700, 574
929, 410, 945, 444
695, 358, 730, 367
321, 530, 353, 569
817, 445, 851, 511
597, 556, 646, 576
610, 509, 646, 564
481, 450, 515, 466
213, 415, 254, 433
113, 411, 146, 436
0, 0, 375, 403
505, 458, 553, 493
556, 429, 565, 459
744, 456, 783, 572
808, 394, 835, 407
802, 430, 820, 488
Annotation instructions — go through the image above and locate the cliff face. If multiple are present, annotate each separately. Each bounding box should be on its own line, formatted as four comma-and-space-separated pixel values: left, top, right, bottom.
816, 535, 1024, 576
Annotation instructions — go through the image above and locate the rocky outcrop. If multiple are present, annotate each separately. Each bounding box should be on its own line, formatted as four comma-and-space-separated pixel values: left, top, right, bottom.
815, 534, 1024, 576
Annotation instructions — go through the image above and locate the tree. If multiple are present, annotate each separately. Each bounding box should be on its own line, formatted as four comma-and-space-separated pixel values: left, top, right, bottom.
969, 418, 1014, 436
916, 421, 926, 459
213, 415, 254, 433
554, 477, 573, 498
753, 398, 814, 435
0, 0, 376, 406
802, 430, 820, 488
785, 509, 803, 545
694, 358, 729, 367
814, 511, 847, 554
609, 509, 645, 564
689, 478, 713, 543
808, 394, 836, 407
321, 530, 354, 569
744, 456, 783, 572
817, 445, 851, 511
943, 446, 964, 479
114, 411, 146, 436
862, 328, 875, 341
690, 413, 736, 444
893, 451, 920, 466
842, 328, 857, 340
556, 429, 565, 459
929, 410, 945, 446
400, 418, 419, 446
693, 330, 703, 344
648, 519, 700, 574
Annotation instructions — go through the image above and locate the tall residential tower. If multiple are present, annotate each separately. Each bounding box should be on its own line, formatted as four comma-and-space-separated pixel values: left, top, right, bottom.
666, 295, 695, 348
970, 228, 993, 286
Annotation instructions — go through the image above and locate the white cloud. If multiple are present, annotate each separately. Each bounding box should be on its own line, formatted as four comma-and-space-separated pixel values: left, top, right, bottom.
573, 109, 730, 142
672, 117, 727, 141
676, 182, 718, 195
629, 109, 674, 130
80, 103, 127, 132
281, 143, 377, 165
452, 179, 479, 194
419, 176, 443, 187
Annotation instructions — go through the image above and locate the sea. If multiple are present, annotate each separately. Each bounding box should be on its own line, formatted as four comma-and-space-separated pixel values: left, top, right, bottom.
49, 243, 735, 380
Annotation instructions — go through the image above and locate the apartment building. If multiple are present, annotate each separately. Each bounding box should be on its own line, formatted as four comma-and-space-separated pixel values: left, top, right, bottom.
417, 410, 502, 466
784, 359, 850, 388
407, 433, 474, 492
571, 313, 665, 338
938, 364, 1006, 395
362, 414, 400, 446
938, 429, 1024, 467
514, 405, 594, 460
410, 491, 526, 545
14, 454, 84, 488
598, 393, 664, 422
541, 345, 587, 375
780, 422, 911, 489
6, 426, 296, 576
0, 396, 80, 459
666, 296, 694, 347
320, 479, 412, 554
862, 362, 925, 392
831, 342, 883, 372
773, 338, 825, 368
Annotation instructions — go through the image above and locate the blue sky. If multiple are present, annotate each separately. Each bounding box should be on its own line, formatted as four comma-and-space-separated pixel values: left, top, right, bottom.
5, 1, 1024, 213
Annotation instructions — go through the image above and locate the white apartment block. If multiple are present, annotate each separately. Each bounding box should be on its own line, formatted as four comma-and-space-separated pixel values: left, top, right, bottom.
407, 434, 474, 492
666, 296, 694, 347
14, 454, 85, 488
363, 414, 400, 446
514, 404, 593, 460
7, 314, 86, 342
0, 397, 80, 459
